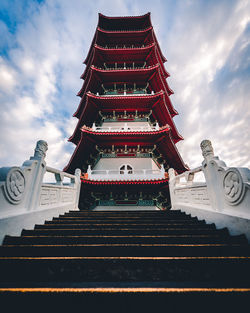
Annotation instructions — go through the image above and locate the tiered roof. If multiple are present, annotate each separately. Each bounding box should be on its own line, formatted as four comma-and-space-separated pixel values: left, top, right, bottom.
65, 12, 187, 179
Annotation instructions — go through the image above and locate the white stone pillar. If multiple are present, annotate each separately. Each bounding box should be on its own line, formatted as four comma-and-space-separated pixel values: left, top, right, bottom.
22, 140, 48, 211
200, 140, 227, 212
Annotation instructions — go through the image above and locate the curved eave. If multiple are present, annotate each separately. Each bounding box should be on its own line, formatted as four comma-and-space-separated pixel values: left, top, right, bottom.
152, 29, 167, 63
81, 178, 169, 186
84, 30, 98, 65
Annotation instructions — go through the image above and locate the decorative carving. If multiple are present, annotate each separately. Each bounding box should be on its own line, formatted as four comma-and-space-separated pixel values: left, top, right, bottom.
4, 167, 26, 204
223, 169, 245, 205
200, 140, 214, 158
34, 140, 48, 160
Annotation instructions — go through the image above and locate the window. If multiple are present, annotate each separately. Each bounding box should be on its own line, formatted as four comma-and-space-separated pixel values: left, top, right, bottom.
119, 164, 133, 174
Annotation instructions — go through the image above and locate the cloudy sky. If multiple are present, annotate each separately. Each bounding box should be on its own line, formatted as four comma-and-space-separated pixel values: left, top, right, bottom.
0, 0, 249, 171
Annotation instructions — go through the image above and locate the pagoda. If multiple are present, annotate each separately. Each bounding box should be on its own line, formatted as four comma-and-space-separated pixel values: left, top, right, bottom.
64, 12, 187, 210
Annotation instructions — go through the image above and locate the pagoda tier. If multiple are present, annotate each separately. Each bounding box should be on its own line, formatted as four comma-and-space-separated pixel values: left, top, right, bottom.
98, 13, 152, 31
79, 177, 170, 210
69, 91, 183, 145
81, 43, 169, 80
84, 13, 166, 66
64, 126, 187, 174
77, 64, 173, 98
95, 27, 154, 46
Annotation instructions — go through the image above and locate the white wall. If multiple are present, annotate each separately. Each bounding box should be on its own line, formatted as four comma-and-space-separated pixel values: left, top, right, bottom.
93, 158, 159, 171
102, 121, 149, 128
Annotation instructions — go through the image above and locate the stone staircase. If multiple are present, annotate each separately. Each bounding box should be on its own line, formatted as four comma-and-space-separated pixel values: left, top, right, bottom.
0, 210, 250, 311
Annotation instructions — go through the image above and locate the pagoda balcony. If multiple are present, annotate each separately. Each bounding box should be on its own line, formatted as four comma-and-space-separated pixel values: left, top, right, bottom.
90, 122, 160, 133
85, 165, 166, 181
95, 62, 150, 71
96, 90, 154, 97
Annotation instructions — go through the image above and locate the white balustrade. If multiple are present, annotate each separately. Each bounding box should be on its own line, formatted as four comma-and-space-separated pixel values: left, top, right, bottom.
91, 122, 160, 132
0, 140, 81, 243
87, 164, 165, 181
169, 140, 250, 241
98, 92, 151, 97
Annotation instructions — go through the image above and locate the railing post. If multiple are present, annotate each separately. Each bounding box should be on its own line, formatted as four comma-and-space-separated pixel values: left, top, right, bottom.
22, 140, 48, 211
200, 140, 226, 211
161, 164, 165, 176
168, 168, 177, 209
87, 165, 92, 178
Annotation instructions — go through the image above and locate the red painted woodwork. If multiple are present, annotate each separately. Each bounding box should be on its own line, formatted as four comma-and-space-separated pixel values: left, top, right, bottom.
65, 12, 187, 192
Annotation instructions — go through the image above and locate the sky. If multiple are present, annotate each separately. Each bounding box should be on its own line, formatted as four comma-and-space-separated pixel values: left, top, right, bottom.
0, 0, 249, 171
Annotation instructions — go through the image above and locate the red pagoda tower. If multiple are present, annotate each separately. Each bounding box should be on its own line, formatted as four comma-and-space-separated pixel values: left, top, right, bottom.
64, 12, 187, 210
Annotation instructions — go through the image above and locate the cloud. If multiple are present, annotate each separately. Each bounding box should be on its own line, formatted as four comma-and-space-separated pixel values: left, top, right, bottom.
0, 0, 249, 173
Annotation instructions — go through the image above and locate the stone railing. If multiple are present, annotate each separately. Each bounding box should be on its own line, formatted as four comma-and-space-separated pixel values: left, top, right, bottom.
0, 140, 81, 243
85, 165, 166, 181
169, 140, 250, 241
91, 122, 160, 132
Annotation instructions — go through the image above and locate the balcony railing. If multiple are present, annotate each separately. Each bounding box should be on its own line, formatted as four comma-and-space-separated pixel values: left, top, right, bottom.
94, 62, 150, 71
91, 123, 159, 132
85, 165, 166, 181
99, 44, 148, 49
96, 90, 154, 97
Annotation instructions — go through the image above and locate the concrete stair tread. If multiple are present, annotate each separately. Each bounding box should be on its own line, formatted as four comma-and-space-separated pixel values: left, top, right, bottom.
4, 234, 246, 245
1, 209, 249, 300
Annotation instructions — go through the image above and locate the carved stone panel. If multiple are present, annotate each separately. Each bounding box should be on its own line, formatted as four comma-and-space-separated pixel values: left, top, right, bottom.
4, 167, 26, 204
223, 169, 245, 205
175, 186, 210, 206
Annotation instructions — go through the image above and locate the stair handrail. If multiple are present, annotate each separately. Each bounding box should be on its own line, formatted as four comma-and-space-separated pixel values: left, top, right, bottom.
0, 140, 81, 244
169, 139, 250, 241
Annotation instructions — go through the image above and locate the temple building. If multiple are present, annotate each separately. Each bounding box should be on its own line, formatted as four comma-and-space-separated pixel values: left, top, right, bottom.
64, 12, 187, 210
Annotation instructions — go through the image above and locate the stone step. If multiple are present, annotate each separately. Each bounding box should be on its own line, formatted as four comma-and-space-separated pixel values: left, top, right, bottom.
60, 214, 197, 220
54, 216, 201, 222
21, 227, 228, 237
0, 256, 249, 284
0, 244, 249, 257
34, 223, 216, 229
64, 210, 186, 217
4, 234, 246, 245
0, 287, 249, 312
